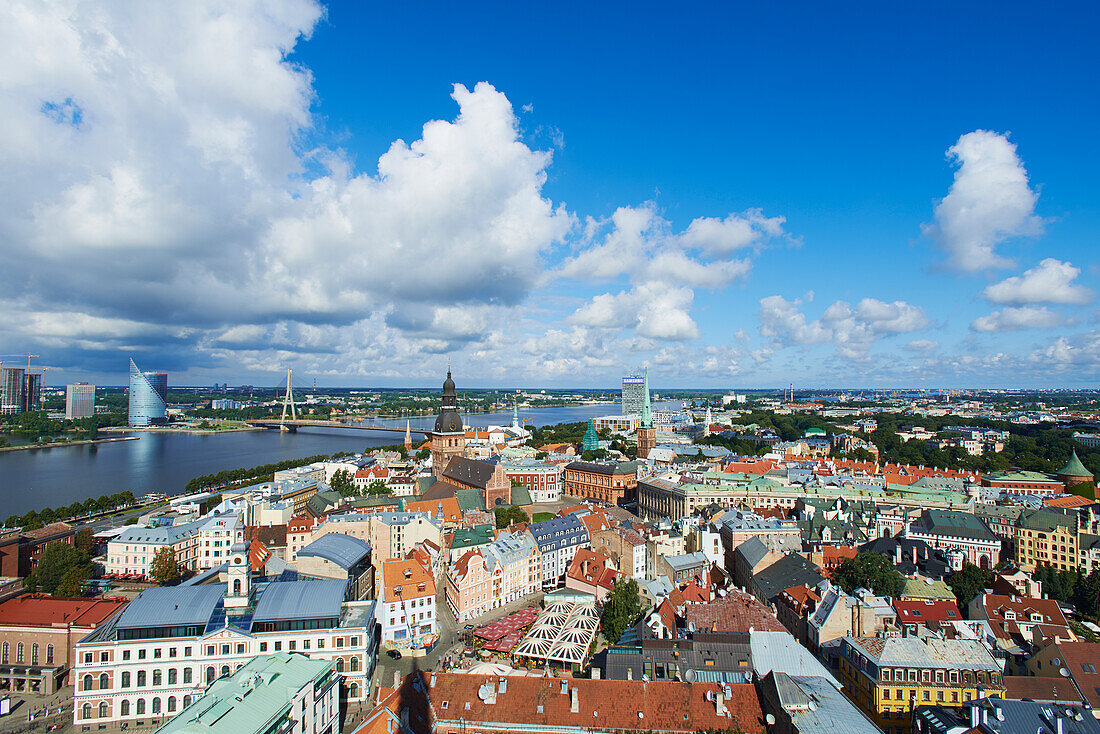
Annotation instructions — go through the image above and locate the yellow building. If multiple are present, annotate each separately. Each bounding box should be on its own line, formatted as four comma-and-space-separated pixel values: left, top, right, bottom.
838, 636, 1005, 734
1015, 508, 1079, 572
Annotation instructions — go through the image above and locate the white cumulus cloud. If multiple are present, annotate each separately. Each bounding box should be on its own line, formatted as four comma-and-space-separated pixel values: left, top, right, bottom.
923, 130, 1043, 272
970, 306, 1064, 332
983, 258, 1093, 305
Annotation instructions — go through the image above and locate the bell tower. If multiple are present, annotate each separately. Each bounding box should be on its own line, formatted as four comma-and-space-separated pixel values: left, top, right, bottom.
431, 370, 466, 479
637, 369, 657, 460
224, 526, 252, 609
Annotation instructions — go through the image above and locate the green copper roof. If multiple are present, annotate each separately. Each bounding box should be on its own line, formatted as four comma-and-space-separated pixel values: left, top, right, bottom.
1059, 450, 1093, 479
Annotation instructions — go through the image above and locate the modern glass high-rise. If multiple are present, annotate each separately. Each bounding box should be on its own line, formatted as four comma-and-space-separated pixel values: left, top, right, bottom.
66, 383, 96, 419
0, 367, 24, 415
128, 358, 168, 426
621, 374, 646, 418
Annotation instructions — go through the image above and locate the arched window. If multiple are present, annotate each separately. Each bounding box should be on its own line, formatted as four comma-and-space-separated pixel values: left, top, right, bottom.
99, 702, 109, 718
153, 670, 162, 686
152, 698, 161, 714
16, 642, 24, 663
1, 641, 7, 664
121, 700, 130, 717
121, 671, 131, 688
83, 674, 93, 690
136, 699, 145, 715
233, 579, 241, 595
336, 658, 344, 672
137, 670, 146, 687
220, 665, 230, 677
168, 668, 177, 685
81, 703, 92, 720
167, 697, 176, 713
32, 643, 39, 665
183, 668, 192, 684
46, 644, 54, 664
349, 683, 358, 698
205, 666, 215, 684
182, 695, 191, 708
349, 656, 359, 672
99, 673, 109, 689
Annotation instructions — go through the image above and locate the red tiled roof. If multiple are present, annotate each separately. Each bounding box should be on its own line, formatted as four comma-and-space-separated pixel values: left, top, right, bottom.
248, 539, 271, 570
1044, 495, 1094, 509
683, 589, 785, 633
422, 672, 766, 733
1048, 643, 1100, 708
680, 580, 710, 604
894, 599, 962, 624
381, 558, 435, 603
1003, 675, 1083, 704
22, 522, 74, 540
567, 549, 619, 591
0, 594, 127, 627
287, 514, 315, 533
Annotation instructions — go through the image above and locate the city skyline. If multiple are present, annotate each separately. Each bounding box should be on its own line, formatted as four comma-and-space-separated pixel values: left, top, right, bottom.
1, 2, 1097, 388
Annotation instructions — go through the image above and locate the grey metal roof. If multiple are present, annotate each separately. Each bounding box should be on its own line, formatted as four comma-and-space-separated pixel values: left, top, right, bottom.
297, 533, 371, 569
251, 579, 346, 623
116, 585, 225, 629
750, 630, 836, 681
772, 673, 882, 734
753, 554, 824, 603
735, 536, 771, 568
442, 457, 498, 488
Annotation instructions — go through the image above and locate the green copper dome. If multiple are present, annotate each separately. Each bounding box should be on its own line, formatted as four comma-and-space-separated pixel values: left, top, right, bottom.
1059, 449, 1093, 479
582, 418, 599, 452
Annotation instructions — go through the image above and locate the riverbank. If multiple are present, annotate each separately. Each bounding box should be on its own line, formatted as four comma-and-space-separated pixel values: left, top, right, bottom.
103, 425, 265, 435
0, 436, 139, 453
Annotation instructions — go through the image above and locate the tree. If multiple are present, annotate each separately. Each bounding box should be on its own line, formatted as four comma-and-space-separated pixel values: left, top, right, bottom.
26, 541, 91, 595
948, 562, 994, 608
330, 468, 355, 496
75, 527, 94, 556
149, 547, 180, 585
1076, 569, 1100, 619
366, 480, 391, 496
57, 567, 87, 597
602, 578, 642, 644
832, 551, 905, 598
494, 505, 528, 529
416, 448, 430, 461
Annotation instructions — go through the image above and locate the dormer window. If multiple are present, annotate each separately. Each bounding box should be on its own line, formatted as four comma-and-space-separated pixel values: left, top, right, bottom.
1003, 611, 1016, 620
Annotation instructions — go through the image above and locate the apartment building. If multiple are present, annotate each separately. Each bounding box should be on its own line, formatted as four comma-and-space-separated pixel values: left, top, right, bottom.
838, 636, 1004, 734
1014, 509, 1079, 572
529, 514, 589, 587
445, 531, 540, 623
379, 559, 436, 650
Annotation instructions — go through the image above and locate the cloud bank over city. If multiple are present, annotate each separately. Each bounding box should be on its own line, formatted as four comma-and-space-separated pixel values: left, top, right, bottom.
0, 1, 1096, 388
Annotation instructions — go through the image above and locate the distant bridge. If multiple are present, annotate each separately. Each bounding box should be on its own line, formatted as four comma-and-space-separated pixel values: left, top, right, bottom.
247, 418, 431, 435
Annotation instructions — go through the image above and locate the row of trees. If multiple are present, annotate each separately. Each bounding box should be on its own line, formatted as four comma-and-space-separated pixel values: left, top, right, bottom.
0, 411, 127, 441
5, 491, 136, 531
182, 454, 335, 493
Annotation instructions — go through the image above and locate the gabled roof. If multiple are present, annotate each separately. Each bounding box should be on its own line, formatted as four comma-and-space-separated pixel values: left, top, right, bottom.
442, 457, 499, 488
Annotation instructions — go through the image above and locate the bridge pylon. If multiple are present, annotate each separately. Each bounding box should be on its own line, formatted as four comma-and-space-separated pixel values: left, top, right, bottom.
279, 368, 298, 431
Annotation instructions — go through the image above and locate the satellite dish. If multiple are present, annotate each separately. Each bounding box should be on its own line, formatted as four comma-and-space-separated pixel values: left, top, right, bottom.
1053, 658, 1062, 666
685, 669, 696, 683
766, 714, 776, 725
1059, 668, 1071, 678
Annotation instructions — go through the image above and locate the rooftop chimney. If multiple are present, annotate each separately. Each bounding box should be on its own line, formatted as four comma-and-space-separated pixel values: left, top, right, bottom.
716, 692, 727, 716
970, 705, 981, 729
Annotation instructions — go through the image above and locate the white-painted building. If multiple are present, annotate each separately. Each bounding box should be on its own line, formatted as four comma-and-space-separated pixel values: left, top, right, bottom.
379, 559, 436, 649
73, 533, 376, 730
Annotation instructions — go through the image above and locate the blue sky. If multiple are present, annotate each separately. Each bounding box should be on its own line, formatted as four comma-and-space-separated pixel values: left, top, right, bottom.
1, 1, 1098, 388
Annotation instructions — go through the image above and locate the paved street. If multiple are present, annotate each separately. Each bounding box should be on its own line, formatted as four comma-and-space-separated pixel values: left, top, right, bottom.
0, 687, 72, 734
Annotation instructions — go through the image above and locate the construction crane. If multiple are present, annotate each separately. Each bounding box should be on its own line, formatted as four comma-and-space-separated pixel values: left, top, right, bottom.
0, 354, 44, 412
